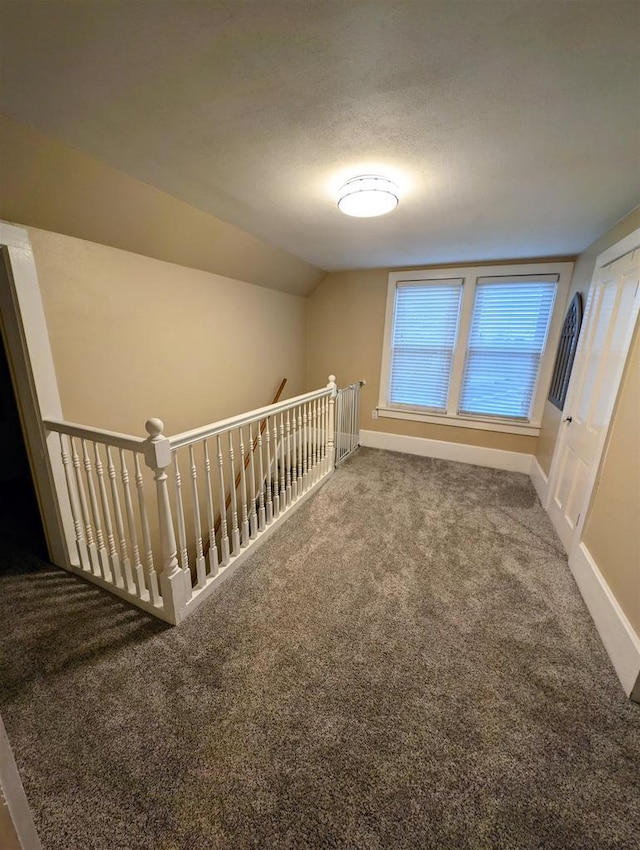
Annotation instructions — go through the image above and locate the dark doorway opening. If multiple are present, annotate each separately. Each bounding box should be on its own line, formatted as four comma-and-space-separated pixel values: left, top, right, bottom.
0, 329, 47, 564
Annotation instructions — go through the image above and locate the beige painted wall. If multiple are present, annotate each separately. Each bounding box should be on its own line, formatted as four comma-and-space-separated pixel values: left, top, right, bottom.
28, 228, 307, 437
0, 112, 324, 297
583, 323, 640, 635
535, 206, 640, 474
305, 266, 564, 454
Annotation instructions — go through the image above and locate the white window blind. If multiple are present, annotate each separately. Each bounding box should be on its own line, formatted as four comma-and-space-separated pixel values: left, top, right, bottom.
389, 280, 463, 411
459, 276, 557, 419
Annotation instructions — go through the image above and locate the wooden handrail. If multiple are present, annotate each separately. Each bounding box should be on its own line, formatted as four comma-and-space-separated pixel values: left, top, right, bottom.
210, 378, 287, 540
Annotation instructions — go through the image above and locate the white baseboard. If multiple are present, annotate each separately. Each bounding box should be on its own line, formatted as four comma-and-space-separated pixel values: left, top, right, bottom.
359, 429, 532, 473
569, 541, 640, 696
529, 455, 549, 506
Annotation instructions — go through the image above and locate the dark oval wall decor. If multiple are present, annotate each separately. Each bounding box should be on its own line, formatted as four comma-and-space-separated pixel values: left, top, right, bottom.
548, 291, 583, 410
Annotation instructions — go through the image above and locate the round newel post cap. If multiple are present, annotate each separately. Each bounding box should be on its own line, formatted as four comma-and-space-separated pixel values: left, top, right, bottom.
328, 374, 336, 384
145, 418, 165, 438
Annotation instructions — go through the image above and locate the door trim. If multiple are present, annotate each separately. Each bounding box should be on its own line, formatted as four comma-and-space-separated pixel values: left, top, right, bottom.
0, 221, 73, 566
545, 228, 640, 552
0, 712, 43, 849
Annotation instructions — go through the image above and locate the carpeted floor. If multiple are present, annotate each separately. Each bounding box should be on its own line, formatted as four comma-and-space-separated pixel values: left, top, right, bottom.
1, 448, 639, 850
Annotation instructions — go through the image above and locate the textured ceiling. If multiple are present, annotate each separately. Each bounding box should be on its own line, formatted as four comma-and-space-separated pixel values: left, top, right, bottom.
1, 0, 639, 272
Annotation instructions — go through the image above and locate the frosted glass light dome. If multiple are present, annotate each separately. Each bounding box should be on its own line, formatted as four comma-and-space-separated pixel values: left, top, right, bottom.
337, 175, 399, 218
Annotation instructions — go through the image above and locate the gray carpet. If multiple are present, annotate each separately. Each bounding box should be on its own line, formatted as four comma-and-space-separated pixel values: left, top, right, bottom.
1, 448, 639, 850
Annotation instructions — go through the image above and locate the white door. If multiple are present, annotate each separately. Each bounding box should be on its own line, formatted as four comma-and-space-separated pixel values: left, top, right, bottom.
547, 246, 640, 552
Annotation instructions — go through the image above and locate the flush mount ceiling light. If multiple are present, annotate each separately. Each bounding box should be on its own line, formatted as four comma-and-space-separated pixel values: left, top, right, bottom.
337, 175, 399, 218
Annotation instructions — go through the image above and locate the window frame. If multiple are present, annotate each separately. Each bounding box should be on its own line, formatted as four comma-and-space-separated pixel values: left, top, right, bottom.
378, 262, 574, 436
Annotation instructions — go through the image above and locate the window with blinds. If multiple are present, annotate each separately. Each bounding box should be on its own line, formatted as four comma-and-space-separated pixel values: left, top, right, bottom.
380, 263, 570, 431
389, 280, 463, 411
459, 276, 558, 419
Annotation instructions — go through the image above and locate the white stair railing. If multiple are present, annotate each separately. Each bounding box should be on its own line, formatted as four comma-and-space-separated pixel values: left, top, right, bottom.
46, 421, 173, 618
43, 376, 341, 624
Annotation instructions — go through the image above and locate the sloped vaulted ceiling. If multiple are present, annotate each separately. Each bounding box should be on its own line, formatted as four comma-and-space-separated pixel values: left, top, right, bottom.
1, 0, 639, 273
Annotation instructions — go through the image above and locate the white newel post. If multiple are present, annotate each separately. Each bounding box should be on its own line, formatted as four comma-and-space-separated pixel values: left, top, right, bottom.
327, 375, 337, 471
143, 418, 187, 624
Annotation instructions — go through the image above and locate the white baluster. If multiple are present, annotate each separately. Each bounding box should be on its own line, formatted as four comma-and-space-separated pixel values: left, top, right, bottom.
346, 387, 351, 453
298, 408, 302, 479
272, 415, 281, 518
285, 409, 292, 506
228, 431, 241, 555
256, 423, 266, 530
172, 450, 192, 598
318, 398, 326, 478
59, 434, 89, 569
354, 385, 359, 450
216, 435, 231, 565
297, 404, 303, 497
336, 391, 341, 462
335, 390, 349, 459
344, 389, 348, 458
81, 440, 110, 580
356, 382, 363, 448
327, 374, 337, 472
301, 402, 308, 492
134, 454, 159, 605
189, 445, 206, 588
203, 440, 219, 575
248, 422, 258, 537
346, 387, 351, 454
107, 446, 131, 590
336, 390, 341, 464
144, 419, 188, 624
312, 397, 317, 480
279, 413, 286, 510
339, 390, 343, 459
317, 398, 324, 479
318, 397, 325, 474
349, 386, 353, 451
324, 395, 329, 470
324, 395, 329, 469
311, 398, 318, 483
265, 416, 274, 523
351, 388, 354, 449
350, 387, 354, 452
344, 391, 348, 458
238, 426, 250, 546
348, 387, 353, 452
295, 408, 302, 499
93, 443, 120, 584
71, 437, 99, 573
291, 409, 298, 500
120, 449, 148, 601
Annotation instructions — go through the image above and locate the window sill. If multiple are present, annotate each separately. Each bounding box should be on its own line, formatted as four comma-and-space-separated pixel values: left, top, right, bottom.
376, 406, 540, 436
